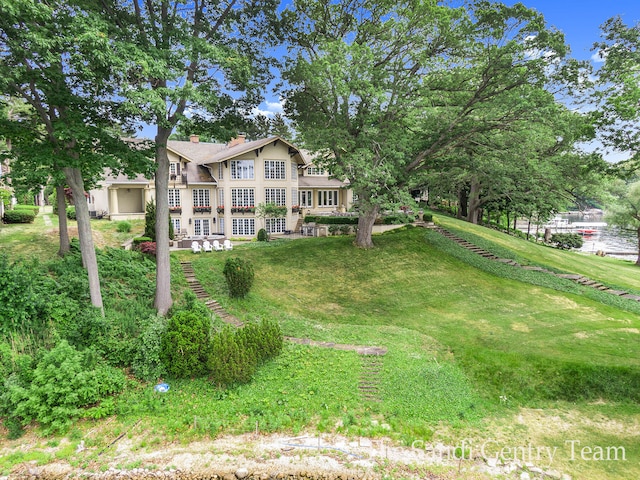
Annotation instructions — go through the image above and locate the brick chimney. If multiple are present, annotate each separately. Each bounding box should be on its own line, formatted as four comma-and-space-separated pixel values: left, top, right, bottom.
228, 133, 246, 148
189, 134, 199, 143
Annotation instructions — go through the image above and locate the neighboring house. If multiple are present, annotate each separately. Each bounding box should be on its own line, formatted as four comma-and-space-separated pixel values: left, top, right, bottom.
89, 135, 353, 239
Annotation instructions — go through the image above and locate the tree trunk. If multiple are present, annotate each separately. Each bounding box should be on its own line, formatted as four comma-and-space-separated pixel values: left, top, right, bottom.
56, 184, 70, 256
154, 128, 172, 315
458, 187, 468, 219
63, 167, 104, 315
354, 203, 379, 249
467, 177, 482, 224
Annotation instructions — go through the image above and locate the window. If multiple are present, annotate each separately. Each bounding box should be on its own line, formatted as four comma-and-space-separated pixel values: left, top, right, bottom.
306, 166, 326, 176
265, 188, 286, 206
192, 189, 210, 207
291, 161, 298, 180
264, 160, 286, 180
218, 217, 224, 235
171, 218, 181, 234
218, 188, 224, 207
266, 218, 286, 234
232, 218, 255, 235
231, 159, 254, 179
194, 219, 210, 236
217, 163, 224, 180
170, 162, 181, 177
300, 190, 313, 208
231, 188, 255, 207
291, 189, 298, 206
168, 189, 181, 207
317, 190, 338, 207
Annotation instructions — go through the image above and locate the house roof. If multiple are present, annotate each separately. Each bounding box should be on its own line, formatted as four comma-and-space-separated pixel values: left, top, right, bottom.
298, 176, 349, 188
167, 140, 227, 163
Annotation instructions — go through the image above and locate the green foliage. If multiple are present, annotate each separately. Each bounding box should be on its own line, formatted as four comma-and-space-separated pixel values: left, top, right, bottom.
3, 210, 35, 224
144, 201, 156, 240
1, 340, 125, 435
116, 221, 132, 233
223, 257, 255, 298
422, 213, 433, 222
14, 204, 39, 215
339, 224, 352, 235
0, 188, 11, 208
161, 310, 211, 378
382, 213, 416, 224
65, 206, 76, 220
550, 233, 584, 250
257, 228, 268, 242
133, 236, 153, 247
304, 216, 359, 225
132, 316, 167, 382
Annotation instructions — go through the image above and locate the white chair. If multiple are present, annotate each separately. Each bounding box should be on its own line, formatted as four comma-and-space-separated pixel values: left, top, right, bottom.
191, 241, 202, 253
202, 240, 213, 252
213, 240, 224, 251
223, 239, 233, 251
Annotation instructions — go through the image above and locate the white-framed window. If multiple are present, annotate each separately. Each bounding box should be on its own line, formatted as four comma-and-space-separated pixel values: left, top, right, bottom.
193, 189, 211, 207
264, 160, 286, 180
265, 188, 286, 206
318, 190, 338, 207
291, 188, 298, 206
170, 162, 181, 177
171, 217, 181, 234
218, 217, 224, 234
300, 190, 313, 208
352, 191, 359, 203
291, 161, 298, 180
232, 218, 255, 235
217, 163, 224, 180
231, 159, 254, 179
168, 189, 181, 207
306, 166, 326, 176
218, 188, 224, 208
266, 218, 286, 234
194, 219, 210, 236
231, 188, 255, 207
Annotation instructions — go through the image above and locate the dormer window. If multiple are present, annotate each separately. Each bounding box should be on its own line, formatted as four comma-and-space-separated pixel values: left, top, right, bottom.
170, 162, 181, 179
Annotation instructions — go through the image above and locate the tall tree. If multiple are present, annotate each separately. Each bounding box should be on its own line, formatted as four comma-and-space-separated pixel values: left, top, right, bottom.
591, 16, 640, 166
605, 180, 640, 266
283, 0, 581, 247
0, 0, 153, 312
99, 0, 281, 315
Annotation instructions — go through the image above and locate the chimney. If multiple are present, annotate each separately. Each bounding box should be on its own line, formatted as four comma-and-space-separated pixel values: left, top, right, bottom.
189, 134, 199, 143
228, 133, 246, 148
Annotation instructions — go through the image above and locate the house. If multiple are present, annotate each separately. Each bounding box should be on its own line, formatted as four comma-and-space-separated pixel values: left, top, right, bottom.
89, 134, 353, 239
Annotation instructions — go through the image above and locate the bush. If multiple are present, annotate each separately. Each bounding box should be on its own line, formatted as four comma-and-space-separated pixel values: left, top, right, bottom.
223, 257, 255, 298
132, 316, 167, 382
132, 236, 153, 247
550, 233, 583, 250
138, 241, 156, 256
116, 221, 132, 233
257, 228, 268, 242
339, 224, 352, 235
422, 213, 433, 222
3, 210, 35, 224
161, 310, 211, 378
65, 206, 76, 220
304, 216, 359, 225
14, 204, 40, 215
1, 340, 125, 435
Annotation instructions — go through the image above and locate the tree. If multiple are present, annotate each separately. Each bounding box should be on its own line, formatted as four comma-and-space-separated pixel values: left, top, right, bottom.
0, 0, 153, 313
605, 180, 640, 266
99, 0, 281, 315
283, 0, 582, 247
591, 17, 640, 166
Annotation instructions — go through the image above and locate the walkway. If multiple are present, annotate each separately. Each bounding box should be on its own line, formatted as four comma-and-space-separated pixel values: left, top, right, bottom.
179, 261, 387, 402
425, 224, 640, 302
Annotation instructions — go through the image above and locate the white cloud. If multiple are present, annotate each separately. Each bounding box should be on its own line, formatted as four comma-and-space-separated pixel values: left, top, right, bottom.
252, 99, 284, 118
591, 50, 607, 63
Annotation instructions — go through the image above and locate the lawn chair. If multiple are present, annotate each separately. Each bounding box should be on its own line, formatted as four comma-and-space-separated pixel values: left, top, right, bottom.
213, 240, 224, 251
191, 241, 202, 253
223, 239, 233, 251
202, 240, 213, 252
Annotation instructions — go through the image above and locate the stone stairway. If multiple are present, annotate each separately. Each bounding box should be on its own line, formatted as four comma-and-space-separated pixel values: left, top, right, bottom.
359, 354, 384, 403
426, 225, 640, 302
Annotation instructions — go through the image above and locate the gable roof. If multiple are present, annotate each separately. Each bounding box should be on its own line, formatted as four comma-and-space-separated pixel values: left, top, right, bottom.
167, 140, 227, 163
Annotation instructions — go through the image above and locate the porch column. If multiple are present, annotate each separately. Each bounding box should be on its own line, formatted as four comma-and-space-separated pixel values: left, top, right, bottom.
109, 187, 119, 215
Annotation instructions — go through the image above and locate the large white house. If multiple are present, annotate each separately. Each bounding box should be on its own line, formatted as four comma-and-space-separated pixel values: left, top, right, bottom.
89, 135, 353, 239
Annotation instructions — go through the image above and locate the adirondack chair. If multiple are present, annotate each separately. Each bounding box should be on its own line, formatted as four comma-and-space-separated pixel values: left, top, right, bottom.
212, 240, 224, 251
191, 241, 202, 253
223, 239, 233, 251
202, 240, 213, 252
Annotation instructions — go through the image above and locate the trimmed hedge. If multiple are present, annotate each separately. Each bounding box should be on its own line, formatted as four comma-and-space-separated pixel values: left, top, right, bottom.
3, 210, 35, 224
14, 205, 40, 215
304, 215, 359, 225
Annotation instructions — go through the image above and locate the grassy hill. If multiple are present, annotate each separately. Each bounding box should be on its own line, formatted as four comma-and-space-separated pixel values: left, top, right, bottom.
1, 210, 639, 479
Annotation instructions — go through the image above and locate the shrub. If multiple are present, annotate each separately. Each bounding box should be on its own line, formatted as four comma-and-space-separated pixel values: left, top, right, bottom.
207, 326, 254, 387
237, 318, 283, 365
550, 233, 583, 250
138, 241, 157, 256
116, 221, 132, 233
0, 188, 11, 209
422, 213, 433, 222
257, 228, 268, 242
304, 216, 359, 225
132, 316, 167, 382
223, 257, 255, 298
1, 340, 125, 435
161, 310, 211, 378
328, 225, 340, 235
144, 201, 156, 240
132, 236, 153, 247
3, 210, 35, 224
65, 206, 76, 220
339, 224, 352, 235
14, 204, 40, 215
